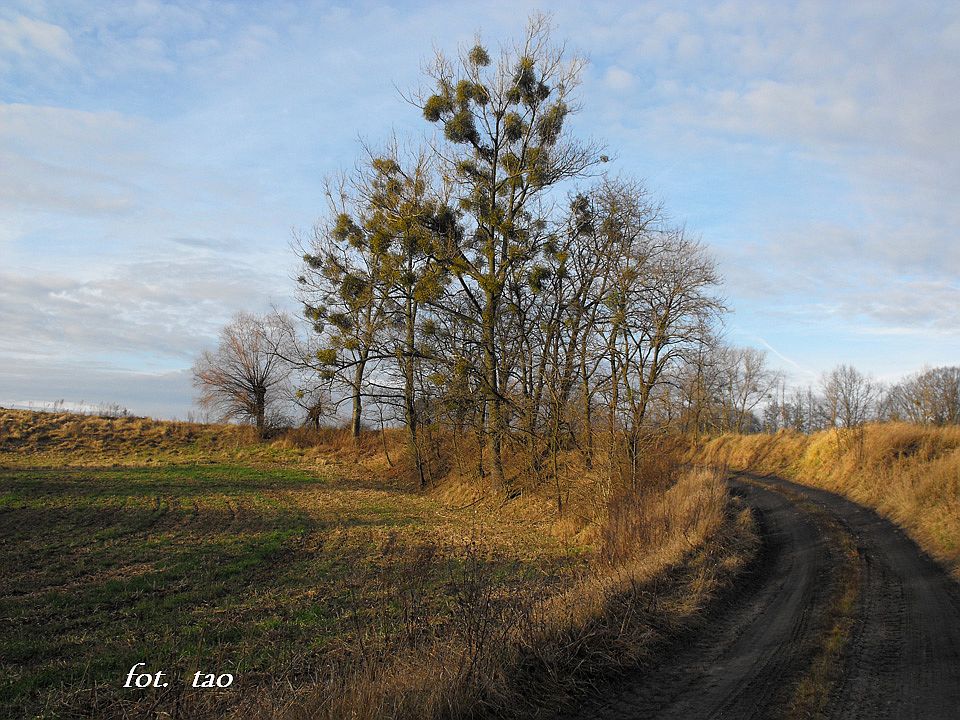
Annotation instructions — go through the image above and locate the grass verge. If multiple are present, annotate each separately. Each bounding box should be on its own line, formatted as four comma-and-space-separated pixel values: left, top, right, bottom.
280, 468, 757, 720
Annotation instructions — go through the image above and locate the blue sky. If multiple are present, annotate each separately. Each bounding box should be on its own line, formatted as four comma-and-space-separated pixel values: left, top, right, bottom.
2, 0, 958, 418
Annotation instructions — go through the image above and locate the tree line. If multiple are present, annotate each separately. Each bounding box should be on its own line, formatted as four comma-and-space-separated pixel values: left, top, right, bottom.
757, 364, 960, 433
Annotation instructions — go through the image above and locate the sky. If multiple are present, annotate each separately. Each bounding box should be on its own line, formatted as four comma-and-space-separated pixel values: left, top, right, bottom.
1, 0, 958, 419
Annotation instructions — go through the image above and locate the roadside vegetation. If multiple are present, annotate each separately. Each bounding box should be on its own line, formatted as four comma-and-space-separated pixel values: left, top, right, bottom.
690, 422, 960, 580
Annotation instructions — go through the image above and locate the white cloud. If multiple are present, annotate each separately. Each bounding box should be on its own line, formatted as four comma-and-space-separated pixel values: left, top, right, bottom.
561, 0, 959, 361
1, 0, 958, 413
0, 103, 144, 216
604, 66, 634, 91
0, 14, 74, 63
0, 256, 287, 369
0, 102, 137, 146
716, 220, 960, 337
675, 33, 702, 63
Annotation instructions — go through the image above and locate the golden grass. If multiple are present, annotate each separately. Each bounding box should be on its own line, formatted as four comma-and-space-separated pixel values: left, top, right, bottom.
0, 407, 269, 466
690, 422, 960, 579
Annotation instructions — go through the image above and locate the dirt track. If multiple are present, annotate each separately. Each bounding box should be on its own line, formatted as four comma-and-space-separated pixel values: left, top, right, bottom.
557, 473, 960, 719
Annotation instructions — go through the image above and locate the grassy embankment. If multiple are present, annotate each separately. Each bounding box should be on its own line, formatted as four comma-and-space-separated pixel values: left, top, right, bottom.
690, 423, 960, 580
2, 409, 755, 719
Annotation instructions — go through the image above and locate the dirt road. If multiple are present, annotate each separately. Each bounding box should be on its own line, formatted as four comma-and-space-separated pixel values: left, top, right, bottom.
556, 473, 960, 719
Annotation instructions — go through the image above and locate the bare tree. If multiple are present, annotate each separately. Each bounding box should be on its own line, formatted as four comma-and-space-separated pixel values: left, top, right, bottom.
885, 366, 960, 425
820, 364, 879, 428
192, 313, 290, 435
718, 346, 781, 433
603, 227, 724, 460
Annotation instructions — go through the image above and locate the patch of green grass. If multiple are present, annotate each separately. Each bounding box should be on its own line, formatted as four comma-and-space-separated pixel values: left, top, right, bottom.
0, 463, 346, 715
1, 458, 581, 718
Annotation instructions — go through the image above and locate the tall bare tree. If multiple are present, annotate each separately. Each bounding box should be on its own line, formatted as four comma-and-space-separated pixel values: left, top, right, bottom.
603, 227, 724, 465
718, 346, 781, 432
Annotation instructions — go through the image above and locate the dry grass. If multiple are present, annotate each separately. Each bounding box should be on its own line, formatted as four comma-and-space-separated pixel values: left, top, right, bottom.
0, 408, 274, 466
257, 428, 757, 720
690, 422, 960, 579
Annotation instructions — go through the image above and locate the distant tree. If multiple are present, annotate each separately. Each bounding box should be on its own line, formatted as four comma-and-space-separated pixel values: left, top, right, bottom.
885, 366, 960, 425
676, 338, 716, 435
762, 383, 822, 434
761, 377, 792, 433
261, 311, 337, 430
192, 313, 290, 435
820, 364, 879, 428
718, 346, 782, 433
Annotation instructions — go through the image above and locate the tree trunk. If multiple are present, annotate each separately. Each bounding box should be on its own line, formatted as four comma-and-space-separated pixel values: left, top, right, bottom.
351, 355, 367, 441
482, 293, 506, 490
254, 386, 266, 437
581, 376, 593, 470
403, 295, 425, 489
608, 338, 619, 485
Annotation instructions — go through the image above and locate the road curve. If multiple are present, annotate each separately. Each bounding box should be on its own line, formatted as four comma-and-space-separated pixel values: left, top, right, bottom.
555, 473, 960, 720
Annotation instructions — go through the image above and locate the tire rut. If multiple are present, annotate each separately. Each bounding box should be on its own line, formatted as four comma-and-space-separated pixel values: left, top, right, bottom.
758, 475, 960, 720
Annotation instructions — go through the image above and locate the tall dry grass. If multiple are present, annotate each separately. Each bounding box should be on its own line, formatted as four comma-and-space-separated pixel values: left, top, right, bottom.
0, 408, 261, 465
240, 426, 755, 720
690, 422, 960, 579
